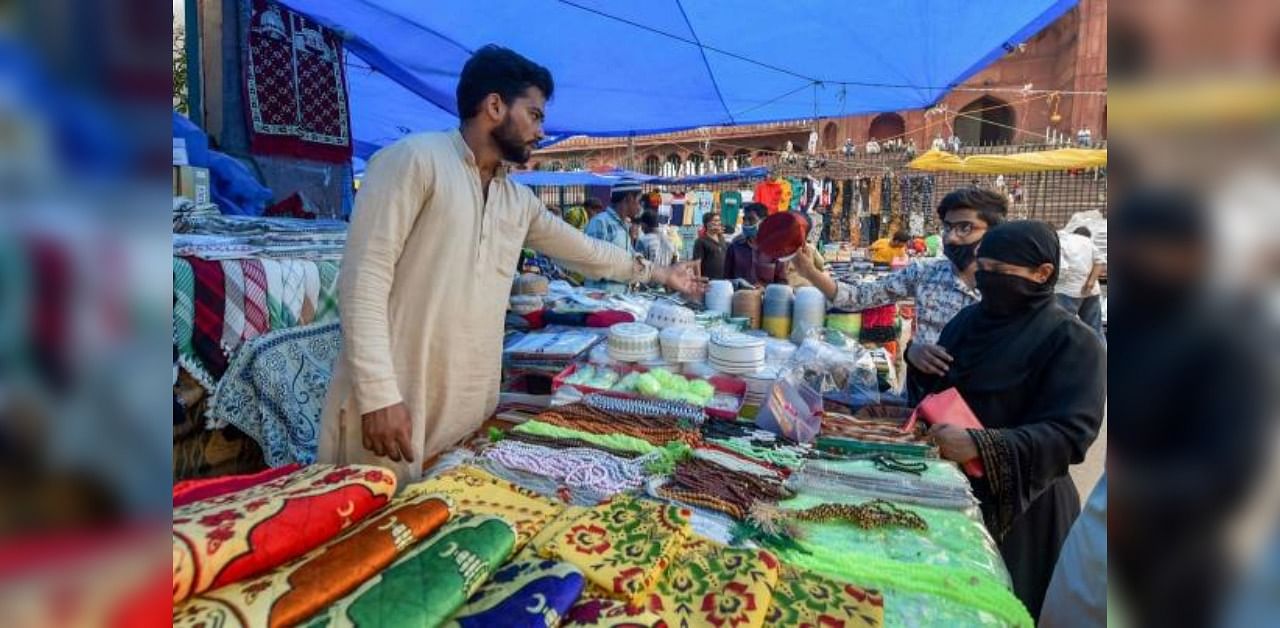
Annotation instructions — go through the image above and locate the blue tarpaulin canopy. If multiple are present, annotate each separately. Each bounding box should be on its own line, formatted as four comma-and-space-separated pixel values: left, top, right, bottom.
283, 0, 1077, 159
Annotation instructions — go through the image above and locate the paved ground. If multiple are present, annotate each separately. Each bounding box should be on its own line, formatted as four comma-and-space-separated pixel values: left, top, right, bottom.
1070, 414, 1106, 499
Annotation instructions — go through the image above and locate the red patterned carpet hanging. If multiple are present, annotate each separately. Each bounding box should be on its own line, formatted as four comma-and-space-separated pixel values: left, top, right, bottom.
244, 0, 353, 163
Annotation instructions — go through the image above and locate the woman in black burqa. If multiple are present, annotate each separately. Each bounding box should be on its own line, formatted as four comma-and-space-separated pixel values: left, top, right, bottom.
910, 220, 1105, 619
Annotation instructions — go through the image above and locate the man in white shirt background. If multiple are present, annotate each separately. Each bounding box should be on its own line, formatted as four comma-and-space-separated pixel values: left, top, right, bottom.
1056, 226, 1106, 337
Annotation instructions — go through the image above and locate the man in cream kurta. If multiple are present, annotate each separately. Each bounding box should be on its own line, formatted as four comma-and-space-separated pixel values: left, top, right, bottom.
319, 130, 663, 481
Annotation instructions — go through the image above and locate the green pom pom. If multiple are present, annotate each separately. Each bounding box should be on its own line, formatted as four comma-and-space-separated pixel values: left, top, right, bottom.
488, 427, 505, 442
636, 373, 662, 397
688, 379, 715, 398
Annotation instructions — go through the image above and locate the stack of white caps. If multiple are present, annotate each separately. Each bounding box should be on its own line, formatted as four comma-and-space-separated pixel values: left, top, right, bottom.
607, 322, 660, 362
659, 325, 711, 363
645, 300, 697, 330
708, 331, 767, 375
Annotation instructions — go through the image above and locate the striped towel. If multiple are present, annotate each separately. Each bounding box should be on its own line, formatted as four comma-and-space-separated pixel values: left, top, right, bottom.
316, 261, 340, 323
261, 259, 290, 330
300, 260, 320, 325
187, 258, 229, 385
241, 259, 269, 340
279, 260, 307, 328
220, 260, 247, 353
173, 257, 209, 387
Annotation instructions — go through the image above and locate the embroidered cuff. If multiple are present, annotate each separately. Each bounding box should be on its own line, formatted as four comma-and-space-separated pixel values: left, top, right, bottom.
968, 428, 1016, 539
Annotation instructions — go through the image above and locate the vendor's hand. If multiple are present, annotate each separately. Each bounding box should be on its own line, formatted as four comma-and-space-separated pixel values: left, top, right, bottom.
928, 424, 979, 464
654, 261, 708, 299
361, 402, 416, 463
792, 245, 820, 279
906, 342, 953, 376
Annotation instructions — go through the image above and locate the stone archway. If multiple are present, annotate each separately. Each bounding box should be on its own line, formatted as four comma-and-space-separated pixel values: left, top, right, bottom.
954, 96, 1015, 146
822, 121, 840, 150
867, 113, 906, 142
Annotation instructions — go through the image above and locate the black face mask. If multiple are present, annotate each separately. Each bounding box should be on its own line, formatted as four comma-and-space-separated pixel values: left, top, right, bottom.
943, 241, 979, 270
975, 270, 1051, 316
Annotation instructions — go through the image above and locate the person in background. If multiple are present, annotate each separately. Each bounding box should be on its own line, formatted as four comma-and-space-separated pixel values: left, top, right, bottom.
545, 204, 562, 220
726, 202, 788, 287
1055, 226, 1105, 337
583, 197, 604, 221
319, 45, 703, 481
692, 210, 728, 279
791, 187, 1007, 388
585, 179, 644, 292
660, 213, 683, 262
636, 211, 677, 267
869, 230, 910, 264
910, 220, 1105, 620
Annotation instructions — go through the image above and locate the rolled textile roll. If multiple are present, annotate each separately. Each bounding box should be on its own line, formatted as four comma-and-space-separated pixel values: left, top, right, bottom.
731, 289, 763, 329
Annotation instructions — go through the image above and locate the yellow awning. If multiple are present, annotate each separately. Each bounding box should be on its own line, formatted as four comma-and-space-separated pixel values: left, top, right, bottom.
906, 148, 1108, 174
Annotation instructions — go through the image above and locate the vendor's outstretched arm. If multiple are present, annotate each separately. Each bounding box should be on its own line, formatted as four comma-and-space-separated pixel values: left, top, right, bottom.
792, 245, 915, 308
524, 198, 706, 297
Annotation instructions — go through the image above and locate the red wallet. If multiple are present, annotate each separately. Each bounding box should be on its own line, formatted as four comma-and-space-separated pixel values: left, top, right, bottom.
908, 388, 986, 477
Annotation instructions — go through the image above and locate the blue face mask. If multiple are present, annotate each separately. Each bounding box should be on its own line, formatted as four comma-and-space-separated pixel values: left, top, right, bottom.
742, 225, 759, 237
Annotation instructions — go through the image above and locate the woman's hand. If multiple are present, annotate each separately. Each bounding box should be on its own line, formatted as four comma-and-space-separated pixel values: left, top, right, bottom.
928, 424, 979, 464
792, 245, 821, 279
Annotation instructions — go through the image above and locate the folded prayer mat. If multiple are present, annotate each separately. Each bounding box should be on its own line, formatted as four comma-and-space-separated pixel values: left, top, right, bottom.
447, 552, 586, 628
172, 464, 395, 603
172, 463, 303, 509
536, 496, 691, 606
302, 514, 517, 628
403, 465, 564, 551
173, 492, 451, 627
765, 564, 885, 628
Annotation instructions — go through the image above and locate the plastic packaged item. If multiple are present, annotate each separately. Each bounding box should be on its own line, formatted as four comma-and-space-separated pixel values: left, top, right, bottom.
755, 369, 823, 444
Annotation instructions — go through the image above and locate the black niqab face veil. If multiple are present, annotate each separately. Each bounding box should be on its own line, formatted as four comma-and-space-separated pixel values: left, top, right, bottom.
946, 220, 1072, 390
974, 221, 1060, 316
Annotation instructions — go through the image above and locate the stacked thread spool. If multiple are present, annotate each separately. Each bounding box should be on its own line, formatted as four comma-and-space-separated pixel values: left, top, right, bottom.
791, 286, 827, 341
704, 280, 734, 317
761, 285, 793, 339
731, 289, 763, 330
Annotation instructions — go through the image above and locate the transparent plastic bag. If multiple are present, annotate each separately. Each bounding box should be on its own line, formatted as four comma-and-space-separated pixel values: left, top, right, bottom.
787, 329, 881, 408
755, 368, 823, 444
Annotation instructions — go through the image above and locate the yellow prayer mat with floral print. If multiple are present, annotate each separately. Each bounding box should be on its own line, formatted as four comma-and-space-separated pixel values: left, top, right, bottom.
403, 465, 564, 550
534, 495, 691, 606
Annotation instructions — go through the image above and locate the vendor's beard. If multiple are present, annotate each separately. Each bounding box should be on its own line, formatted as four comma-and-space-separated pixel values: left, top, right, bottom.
492, 117, 532, 164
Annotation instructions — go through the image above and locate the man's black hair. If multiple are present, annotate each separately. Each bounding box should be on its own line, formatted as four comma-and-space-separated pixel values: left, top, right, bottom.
638, 211, 659, 233
457, 45, 554, 120
584, 198, 604, 210
611, 190, 640, 206
892, 230, 910, 244
936, 187, 1009, 227
742, 202, 768, 220
1074, 226, 1092, 238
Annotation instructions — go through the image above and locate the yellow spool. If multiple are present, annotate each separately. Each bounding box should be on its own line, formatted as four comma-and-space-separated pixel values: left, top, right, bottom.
762, 316, 791, 339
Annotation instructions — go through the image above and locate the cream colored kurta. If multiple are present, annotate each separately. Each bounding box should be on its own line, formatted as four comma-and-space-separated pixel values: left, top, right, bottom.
318, 130, 648, 481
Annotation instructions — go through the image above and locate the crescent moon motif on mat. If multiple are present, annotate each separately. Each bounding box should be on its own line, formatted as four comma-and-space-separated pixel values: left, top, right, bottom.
336, 500, 354, 518
526, 593, 547, 614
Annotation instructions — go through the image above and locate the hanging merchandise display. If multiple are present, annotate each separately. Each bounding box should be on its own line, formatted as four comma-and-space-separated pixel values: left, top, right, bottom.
243, 0, 353, 163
